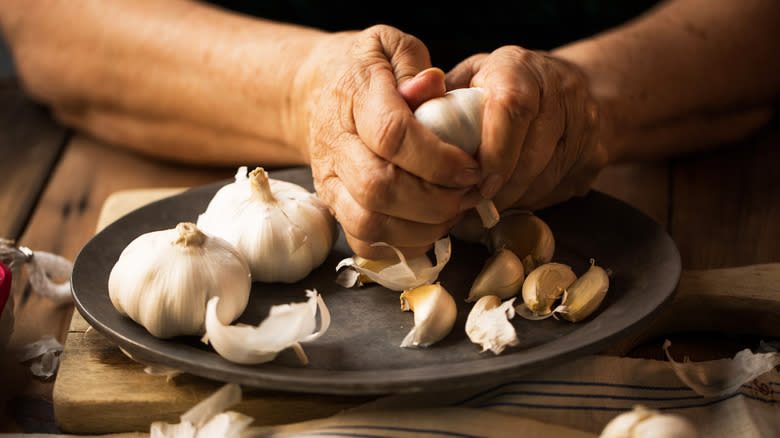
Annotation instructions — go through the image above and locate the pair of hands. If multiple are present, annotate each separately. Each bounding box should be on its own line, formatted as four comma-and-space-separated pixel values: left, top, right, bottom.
293, 25, 607, 259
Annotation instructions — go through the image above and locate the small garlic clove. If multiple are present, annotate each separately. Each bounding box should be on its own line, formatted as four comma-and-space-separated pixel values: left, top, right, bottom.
399, 283, 457, 348
521, 263, 576, 316
336, 236, 451, 291
204, 290, 330, 365
600, 405, 700, 438
466, 248, 525, 302
487, 210, 555, 273
554, 259, 610, 322
465, 295, 519, 355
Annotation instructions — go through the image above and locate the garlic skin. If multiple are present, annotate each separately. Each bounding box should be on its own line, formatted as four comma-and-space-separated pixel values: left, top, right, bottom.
414, 88, 500, 228
467, 248, 525, 302
108, 222, 251, 339
554, 259, 609, 322
197, 167, 336, 283
336, 236, 451, 291
600, 405, 700, 438
521, 262, 576, 316
487, 210, 555, 273
204, 289, 330, 365
466, 295, 519, 354
399, 283, 457, 348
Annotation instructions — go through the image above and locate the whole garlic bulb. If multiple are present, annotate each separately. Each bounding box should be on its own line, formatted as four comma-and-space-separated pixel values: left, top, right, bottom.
108, 222, 251, 339
197, 167, 336, 283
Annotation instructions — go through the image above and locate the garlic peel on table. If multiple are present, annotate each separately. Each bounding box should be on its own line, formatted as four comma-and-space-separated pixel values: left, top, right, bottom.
108, 222, 251, 339
204, 289, 330, 365
197, 166, 336, 283
336, 236, 451, 291
399, 283, 457, 348
465, 295, 519, 355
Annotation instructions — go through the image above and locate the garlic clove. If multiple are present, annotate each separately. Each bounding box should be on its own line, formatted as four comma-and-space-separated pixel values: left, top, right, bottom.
204, 290, 330, 365
399, 283, 457, 348
466, 248, 525, 302
465, 295, 519, 355
336, 236, 451, 291
600, 405, 700, 438
487, 210, 555, 273
450, 213, 487, 244
554, 259, 610, 322
521, 262, 576, 316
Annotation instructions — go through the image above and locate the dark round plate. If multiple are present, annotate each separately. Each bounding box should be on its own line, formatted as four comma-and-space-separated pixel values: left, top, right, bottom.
71, 167, 680, 395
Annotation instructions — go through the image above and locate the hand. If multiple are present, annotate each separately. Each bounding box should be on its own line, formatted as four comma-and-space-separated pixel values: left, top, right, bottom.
447, 46, 608, 211
293, 25, 482, 258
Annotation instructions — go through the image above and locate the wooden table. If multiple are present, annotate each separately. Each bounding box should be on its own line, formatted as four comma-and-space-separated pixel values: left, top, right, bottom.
1, 77, 778, 434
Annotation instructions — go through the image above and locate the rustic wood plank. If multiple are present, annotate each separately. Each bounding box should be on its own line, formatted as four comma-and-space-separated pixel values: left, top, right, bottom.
0, 78, 69, 240
592, 162, 670, 228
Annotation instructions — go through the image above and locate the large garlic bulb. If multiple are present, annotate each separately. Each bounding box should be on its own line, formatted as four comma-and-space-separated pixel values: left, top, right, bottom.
108, 222, 251, 339
197, 167, 337, 283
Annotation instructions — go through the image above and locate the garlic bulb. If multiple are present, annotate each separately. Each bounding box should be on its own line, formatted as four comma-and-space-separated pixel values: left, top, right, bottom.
465, 295, 519, 355
108, 222, 251, 339
197, 166, 336, 283
466, 248, 525, 302
399, 283, 457, 348
554, 259, 609, 322
336, 236, 451, 291
204, 289, 330, 365
600, 405, 700, 438
487, 210, 555, 273
520, 262, 576, 317
414, 88, 500, 228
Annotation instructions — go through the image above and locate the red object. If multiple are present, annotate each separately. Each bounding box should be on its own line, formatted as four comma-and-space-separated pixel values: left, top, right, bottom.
0, 261, 10, 315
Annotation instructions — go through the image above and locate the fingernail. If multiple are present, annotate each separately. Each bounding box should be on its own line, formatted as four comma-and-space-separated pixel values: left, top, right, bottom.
480, 174, 503, 199
455, 167, 481, 186
459, 188, 482, 212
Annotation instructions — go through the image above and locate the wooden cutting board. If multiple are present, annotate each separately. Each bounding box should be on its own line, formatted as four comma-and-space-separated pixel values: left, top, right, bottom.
52, 189, 780, 434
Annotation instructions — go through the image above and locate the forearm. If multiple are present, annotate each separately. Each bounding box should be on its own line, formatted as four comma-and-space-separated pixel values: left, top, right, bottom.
0, 0, 324, 165
553, 0, 780, 163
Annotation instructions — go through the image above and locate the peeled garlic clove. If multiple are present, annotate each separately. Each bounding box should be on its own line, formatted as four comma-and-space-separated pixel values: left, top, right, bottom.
600, 405, 700, 438
108, 222, 251, 339
487, 210, 555, 273
466, 248, 525, 302
399, 283, 457, 348
204, 289, 330, 365
521, 262, 576, 315
554, 259, 609, 322
466, 295, 519, 355
336, 236, 451, 291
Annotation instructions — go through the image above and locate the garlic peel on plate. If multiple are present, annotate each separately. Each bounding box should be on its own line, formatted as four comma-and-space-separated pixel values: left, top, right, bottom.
336, 236, 451, 291
204, 289, 330, 365
466, 295, 519, 355
197, 166, 336, 283
399, 283, 457, 348
108, 222, 251, 339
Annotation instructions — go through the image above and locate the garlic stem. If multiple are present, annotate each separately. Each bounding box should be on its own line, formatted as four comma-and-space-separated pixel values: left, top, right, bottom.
173, 222, 206, 247
248, 167, 277, 204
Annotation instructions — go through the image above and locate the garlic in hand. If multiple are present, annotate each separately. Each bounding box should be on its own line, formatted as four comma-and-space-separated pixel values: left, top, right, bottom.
204, 289, 330, 365
108, 222, 251, 339
487, 210, 555, 273
466, 248, 525, 302
554, 259, 609, 322
600, 405, 700, 438
399, 283, 457, 348
466, 295, 519, 355
197, 166, 336, 283
519, 262, 576, 317
336, 236, 451, 291
414, 88, 500, 228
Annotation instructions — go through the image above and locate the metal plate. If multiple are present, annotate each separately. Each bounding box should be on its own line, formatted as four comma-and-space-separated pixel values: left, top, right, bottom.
71, 167, 680, 395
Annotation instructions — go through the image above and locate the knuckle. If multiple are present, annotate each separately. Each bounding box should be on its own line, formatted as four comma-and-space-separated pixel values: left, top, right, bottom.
371, 109, 408, 160
356, 166, 396, 210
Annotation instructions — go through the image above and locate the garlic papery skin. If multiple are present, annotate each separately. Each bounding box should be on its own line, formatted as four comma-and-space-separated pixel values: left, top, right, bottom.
599, 405, 700, 438
554, 259, 609, 322
465, 295, 519, 355
196, 166, 336, 283
487, 210, 555, 273
414, 88, 500, 228
336, 236, 451, 291
466, 248, 525, 303
520, 262, 576, 316
108, 222, 251, 339
204, 289, 330, 365
399, 283, 457, 348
